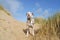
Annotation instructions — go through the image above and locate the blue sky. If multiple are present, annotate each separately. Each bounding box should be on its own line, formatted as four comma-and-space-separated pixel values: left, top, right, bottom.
0, 0, 60, 22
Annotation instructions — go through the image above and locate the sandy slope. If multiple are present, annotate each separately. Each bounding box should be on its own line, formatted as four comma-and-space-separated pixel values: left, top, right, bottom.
0, 9, 28, 40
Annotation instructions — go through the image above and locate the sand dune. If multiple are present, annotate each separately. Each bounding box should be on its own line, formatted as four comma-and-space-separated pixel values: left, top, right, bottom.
0, 7, 29, 40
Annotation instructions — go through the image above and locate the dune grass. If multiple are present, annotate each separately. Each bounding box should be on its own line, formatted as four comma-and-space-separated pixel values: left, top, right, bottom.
0, 5, 11, 16
31, 13, 60, 40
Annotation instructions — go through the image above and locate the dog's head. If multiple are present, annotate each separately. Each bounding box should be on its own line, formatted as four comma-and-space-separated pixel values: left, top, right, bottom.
26, 11, 33, 17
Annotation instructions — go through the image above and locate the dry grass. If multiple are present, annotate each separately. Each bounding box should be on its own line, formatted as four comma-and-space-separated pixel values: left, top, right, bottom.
30, 13, 60, 40
0, 5, 11, 16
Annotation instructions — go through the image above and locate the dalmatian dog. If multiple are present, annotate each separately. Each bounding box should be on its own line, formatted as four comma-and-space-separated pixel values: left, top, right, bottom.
26, 11, 35, 37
